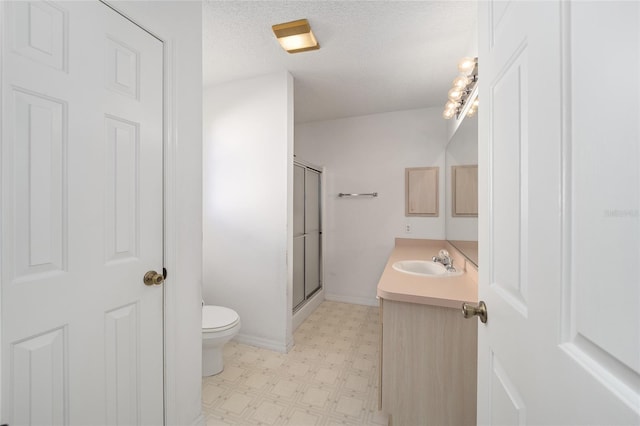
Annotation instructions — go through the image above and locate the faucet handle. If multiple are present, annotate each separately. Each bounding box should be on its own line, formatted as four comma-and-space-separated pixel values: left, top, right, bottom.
439, 249, 450, 258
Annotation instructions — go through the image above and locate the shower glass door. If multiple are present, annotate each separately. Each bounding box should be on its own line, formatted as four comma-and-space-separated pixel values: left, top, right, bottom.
293, 162, 322, 312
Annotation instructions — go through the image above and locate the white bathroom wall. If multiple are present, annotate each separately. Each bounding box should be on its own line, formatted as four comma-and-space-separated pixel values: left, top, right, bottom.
295, 108, 447, 306
109, 2, 204, 425
203, 72, 294, 352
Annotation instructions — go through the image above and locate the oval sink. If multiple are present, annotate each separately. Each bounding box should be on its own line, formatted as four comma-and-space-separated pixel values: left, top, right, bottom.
392, 260, 463, 277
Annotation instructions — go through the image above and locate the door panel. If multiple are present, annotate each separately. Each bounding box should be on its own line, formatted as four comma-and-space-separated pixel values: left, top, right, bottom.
479, 1, 640, 424
293, 236, 305, 309
1, 2, 164, 424
13, 89, 67, 279
10, 1, 67, 71
304, 169, 321, 298
490, 46, 528, 316
105, 303, 139, 425
305, 169, 320, 233
293, 164, 306, 309
489, 352, 525, 425
106, 36, 139, 99
12, 326, 67, 426
305, 232, 320, 297
105, 116, 140, 262
562, 1, 640, 409
294, 164, 305, 237
293, 163, 322, 311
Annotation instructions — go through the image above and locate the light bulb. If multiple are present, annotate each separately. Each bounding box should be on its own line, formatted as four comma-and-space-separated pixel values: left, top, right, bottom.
472, 98, 479, 108
467, 107, 477, 118
458, 56, 476, 74
448, 87, 463, 101
452, 75, 470, 90
443, 108, 455, 119
445, 100, 458, 111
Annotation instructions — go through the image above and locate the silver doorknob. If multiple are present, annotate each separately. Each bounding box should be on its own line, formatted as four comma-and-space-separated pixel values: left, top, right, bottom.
462, 301, 487, 323
143, 270, 164, 286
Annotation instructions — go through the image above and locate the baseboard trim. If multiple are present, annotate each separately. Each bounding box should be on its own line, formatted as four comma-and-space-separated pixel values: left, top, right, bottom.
190, 413, 206, 426
233, 333, 290, 353
293, 289, 325, 331
325, 292, 379, 307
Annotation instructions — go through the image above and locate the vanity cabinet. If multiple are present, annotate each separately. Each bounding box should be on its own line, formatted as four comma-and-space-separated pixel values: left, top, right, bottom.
379, 297, 477, 426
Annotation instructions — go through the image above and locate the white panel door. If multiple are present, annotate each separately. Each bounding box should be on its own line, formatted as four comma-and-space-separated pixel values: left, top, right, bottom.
1, 1, 164, 425
478, 1, 639, 424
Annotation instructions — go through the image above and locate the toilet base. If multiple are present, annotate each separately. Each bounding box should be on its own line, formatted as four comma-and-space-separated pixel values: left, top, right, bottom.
202, 306, 240, 377
202, 346, 224, 376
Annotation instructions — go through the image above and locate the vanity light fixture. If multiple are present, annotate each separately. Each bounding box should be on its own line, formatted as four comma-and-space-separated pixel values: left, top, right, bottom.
443, 56, 478, 120
466, 97, 479, 117
272, 19, 319, 54
457, 56, 476, 74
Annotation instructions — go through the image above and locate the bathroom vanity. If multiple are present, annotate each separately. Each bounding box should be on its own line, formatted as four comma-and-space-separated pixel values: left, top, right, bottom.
377, 238, 478, 426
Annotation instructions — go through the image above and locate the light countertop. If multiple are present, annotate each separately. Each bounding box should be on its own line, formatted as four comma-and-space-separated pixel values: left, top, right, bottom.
376, 238, 478, 309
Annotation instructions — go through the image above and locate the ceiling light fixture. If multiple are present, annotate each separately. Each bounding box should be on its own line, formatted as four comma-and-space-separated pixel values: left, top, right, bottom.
443, 57, 478, 120
272, 19, 319, 54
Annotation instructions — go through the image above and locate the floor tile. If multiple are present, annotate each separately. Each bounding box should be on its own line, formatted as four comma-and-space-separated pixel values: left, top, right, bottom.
220, 392, 252, 415
251, 400, 284, 425
301, 387, 330, 408
314, 368, 338, 385
244, 372, 271, 390
344, 374, 369, 393
335, 395, 364, 418
285, 409, 319, 425
202, 301, 388, 426
272, 379, 299, 399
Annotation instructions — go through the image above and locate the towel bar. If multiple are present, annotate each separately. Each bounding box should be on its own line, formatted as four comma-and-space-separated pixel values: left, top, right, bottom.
338, 192, 378, 198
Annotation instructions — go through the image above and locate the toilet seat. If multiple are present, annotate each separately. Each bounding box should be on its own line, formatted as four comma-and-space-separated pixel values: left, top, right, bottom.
202, 305, 240, 332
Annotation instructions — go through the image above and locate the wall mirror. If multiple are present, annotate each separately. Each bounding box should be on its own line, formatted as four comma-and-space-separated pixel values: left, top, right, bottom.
445, 114, 478, 267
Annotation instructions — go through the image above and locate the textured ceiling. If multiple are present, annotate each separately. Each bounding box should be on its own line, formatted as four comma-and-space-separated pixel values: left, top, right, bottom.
203, 1, 477, 123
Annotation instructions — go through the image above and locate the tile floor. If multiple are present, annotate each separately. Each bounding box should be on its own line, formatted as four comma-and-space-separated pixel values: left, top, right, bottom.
202, 301, 389, 426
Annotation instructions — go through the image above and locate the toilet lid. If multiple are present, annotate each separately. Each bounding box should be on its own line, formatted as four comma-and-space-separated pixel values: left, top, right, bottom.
202, 305, 240, 331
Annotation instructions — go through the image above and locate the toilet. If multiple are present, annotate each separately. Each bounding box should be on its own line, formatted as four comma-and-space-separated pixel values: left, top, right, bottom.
202, 305, 241, 376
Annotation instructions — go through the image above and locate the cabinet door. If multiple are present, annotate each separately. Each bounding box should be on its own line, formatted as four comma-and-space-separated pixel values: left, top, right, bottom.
382, 299, 477, 425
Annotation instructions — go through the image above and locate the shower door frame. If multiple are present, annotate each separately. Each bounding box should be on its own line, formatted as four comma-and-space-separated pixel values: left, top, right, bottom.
293, 160, 324, 313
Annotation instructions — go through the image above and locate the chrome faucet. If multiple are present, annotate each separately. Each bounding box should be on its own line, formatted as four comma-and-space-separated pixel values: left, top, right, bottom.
432, 249, 456, 272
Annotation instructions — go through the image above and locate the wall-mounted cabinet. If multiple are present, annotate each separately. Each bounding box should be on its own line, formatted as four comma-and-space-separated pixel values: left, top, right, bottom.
293, 162, 322, 311
451, 164, 478, 217
405, 166, 439, 217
